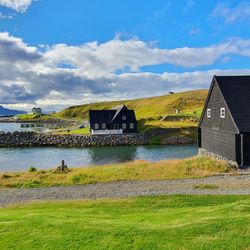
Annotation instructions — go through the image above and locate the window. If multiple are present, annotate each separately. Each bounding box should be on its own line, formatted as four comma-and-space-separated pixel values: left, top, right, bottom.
220, 108, 225, 118
102, 123, 106, 129
122, 123, 127, 129
94, 123, 99, 129
122, 116, 126, 120
130, 123, 134, 129
207, 109, 211, 118
114, 124, 119, 129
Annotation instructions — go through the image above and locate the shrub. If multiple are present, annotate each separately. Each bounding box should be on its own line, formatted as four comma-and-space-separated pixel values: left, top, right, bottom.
72, 174, 82, 184
28, 167, 37, 173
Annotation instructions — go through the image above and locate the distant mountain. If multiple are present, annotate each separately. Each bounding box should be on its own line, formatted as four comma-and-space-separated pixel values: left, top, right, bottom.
0, 106, 26, 116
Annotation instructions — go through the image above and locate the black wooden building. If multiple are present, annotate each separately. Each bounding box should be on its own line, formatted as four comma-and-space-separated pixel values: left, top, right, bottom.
89, 105, 137, 134
198, 75, 250, 167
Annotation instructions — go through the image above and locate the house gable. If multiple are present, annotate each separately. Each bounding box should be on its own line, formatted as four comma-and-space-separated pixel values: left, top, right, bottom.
199, 76, 238, 133
215, 75, 250, 132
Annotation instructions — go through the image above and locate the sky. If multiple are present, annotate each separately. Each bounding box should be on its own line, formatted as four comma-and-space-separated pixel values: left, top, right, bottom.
1, 0, 250, 111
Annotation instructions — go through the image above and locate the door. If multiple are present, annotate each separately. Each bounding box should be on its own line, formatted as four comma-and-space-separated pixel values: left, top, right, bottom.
243, 134, 250, 166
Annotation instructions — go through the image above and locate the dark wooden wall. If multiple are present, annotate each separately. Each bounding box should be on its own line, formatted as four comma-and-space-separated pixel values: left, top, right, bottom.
200, 82, 237, 132
201, 128, 237, 161
199, 81, 240, 163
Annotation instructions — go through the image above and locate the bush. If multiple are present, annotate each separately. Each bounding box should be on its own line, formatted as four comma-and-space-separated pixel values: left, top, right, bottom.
72, 174, 82, 184
28, 167, 37, 173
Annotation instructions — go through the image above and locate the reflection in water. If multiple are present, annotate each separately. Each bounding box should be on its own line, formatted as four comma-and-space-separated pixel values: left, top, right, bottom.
87, 146, 137, 164
0, 145, 198, 172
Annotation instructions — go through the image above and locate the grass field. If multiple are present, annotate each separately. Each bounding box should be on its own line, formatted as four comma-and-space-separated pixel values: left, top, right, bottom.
0, 195, 249, 250
0, 156, 234, 188
56, 127, 90, 135
55, 89, 207, 121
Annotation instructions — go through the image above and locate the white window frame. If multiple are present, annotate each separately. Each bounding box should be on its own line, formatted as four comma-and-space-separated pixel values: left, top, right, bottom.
122, 116, 126, 120
94, 123, 99, 129
101, 123, 106, 129
130, 123, 134, 129
220, 108, 225, 118
122, 123, 127, 129
207, 108, 211, 118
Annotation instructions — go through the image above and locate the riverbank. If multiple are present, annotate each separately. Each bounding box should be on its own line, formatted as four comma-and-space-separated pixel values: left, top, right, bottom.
0, 127, 197, 147
0, 156, 235, 188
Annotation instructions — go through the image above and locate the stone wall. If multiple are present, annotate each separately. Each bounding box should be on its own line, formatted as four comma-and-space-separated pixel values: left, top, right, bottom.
0, 131, 148, 147
199, 148, 239, 167
0, 127, 197, 148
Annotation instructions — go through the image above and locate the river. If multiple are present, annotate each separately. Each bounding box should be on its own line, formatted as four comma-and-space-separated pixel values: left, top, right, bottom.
0, 145, 198, 172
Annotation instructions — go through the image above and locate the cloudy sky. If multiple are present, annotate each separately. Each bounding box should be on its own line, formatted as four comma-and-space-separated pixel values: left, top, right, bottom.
1, 0, 250, 111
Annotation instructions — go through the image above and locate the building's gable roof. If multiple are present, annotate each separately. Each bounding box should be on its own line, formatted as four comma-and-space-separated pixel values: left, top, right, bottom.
215, 75, 250, 132
89, 105, 135, 124
199, 75, 250, 132
111, 105, 127, 122
89, 110, 116, 124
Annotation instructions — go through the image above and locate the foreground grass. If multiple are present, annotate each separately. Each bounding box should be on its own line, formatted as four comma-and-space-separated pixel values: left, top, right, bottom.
0, 195, 249, 250
0, 156, 234, 188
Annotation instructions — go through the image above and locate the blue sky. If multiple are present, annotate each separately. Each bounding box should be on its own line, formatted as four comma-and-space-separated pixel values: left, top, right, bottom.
1, 0, 250, 110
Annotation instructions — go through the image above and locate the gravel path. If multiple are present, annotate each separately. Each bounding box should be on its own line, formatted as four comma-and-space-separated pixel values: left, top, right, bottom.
0, 174, 250, 207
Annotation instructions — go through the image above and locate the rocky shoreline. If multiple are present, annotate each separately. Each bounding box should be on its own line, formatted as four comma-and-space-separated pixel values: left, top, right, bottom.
0, 131, 148, 147
0, 129, 197, 147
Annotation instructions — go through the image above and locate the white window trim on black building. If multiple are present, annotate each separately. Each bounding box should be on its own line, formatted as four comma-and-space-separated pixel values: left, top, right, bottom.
220, 108, 225, 118
122, 123, 127, 129
102, 123, 106, 129
94, 123, 99, 129
122, 116, 126, 120
207, 108, 211, 118
130, 123, 134, 129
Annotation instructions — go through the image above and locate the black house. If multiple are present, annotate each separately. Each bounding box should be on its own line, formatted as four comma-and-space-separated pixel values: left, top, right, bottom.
198, 75, 250, 167
89, 105, 137, 134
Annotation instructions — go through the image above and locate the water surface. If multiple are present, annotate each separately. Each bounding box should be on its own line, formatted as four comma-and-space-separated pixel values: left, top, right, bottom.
0, 145, 198, 172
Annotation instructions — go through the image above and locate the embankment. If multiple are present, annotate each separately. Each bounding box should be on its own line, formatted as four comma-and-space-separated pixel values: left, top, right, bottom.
0, 131, 147, 147
0, 127, 197, 147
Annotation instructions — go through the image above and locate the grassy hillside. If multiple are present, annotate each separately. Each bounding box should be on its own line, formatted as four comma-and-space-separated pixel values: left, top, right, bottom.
1, 195, 249, 249
55, 89, 207, 121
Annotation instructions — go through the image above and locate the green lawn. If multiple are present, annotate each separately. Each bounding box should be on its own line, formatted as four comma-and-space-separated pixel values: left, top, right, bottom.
56, 127, 90, 135
0, 195, 249, 250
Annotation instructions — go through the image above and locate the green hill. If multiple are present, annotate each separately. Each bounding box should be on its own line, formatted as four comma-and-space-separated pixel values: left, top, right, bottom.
56, 89, 207, 121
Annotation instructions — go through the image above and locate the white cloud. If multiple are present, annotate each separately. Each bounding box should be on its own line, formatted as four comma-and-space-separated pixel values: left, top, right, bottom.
43, 37, 250, 72
0, 0, 33, 12
211, 1, 250, 23
1, 32, 250, 110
